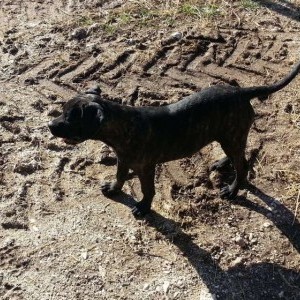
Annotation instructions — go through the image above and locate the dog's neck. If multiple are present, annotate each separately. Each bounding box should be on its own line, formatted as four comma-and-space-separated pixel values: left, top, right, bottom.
93, 101, 137, 154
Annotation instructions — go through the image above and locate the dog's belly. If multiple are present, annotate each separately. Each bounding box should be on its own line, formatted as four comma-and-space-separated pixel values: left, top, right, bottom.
134, 121, 216, 165
138, 107, 253, 165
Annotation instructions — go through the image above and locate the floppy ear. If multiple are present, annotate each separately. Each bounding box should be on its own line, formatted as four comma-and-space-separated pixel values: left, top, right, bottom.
84, 101, 104, 123
85, 86, 102, 96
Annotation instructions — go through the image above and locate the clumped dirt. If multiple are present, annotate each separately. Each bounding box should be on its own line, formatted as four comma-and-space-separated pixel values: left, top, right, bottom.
0, 1, 300, 299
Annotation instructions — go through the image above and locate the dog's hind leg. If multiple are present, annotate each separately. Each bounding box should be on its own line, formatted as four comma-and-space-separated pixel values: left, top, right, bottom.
219, 137, 249, 200
132, 166, 156, 218
101, 159, 129, 196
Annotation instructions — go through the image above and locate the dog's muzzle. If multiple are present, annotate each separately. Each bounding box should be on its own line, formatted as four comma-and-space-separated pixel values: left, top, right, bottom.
48, 120, 83, 145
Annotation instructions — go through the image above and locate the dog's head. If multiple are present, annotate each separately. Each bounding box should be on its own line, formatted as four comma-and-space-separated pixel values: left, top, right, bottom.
48, 87, 105, 144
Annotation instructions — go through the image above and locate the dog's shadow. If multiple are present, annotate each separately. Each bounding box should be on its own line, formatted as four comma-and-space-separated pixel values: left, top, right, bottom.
107, 185, 300, 299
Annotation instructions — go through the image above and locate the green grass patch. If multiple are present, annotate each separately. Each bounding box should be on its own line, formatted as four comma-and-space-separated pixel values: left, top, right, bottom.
240, 0, 260, 10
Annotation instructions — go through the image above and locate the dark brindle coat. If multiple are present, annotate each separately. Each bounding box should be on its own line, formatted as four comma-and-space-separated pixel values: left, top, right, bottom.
48, 62, 300, 217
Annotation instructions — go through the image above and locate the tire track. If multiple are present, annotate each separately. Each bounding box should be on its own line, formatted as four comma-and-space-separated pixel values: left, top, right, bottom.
18, 59, 60, 83
60, 55, 103, 83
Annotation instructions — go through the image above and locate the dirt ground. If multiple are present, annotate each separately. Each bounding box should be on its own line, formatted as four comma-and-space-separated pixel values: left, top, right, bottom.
0, 1, 300, 299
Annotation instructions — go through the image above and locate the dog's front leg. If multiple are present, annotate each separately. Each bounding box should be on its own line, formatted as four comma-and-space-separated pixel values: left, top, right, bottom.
101, 158, 129, 196
132, 166, 155, 218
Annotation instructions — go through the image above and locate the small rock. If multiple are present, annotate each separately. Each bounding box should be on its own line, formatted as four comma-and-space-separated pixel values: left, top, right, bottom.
81, 251, 88, 260
162, 31, 183, 46
126, 38, 136, 46
71, 28, 88, 40
171, 31, 183, 40
230, 256, 244, 267
235, 236, 247, 248
31, 225, 39, 232
103, 0, 124, 9
2, 237, 15, 248
163, 281, 170, 294
250, 237, 258, 245
263, 222, 272, 228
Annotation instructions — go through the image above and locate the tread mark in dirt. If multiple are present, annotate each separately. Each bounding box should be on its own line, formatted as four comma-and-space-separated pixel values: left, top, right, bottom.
50, 157, 70, 202
59, 56, 103, 83
53, 58, 87, 79
0, 240, 27, 298
72, 60, 103, 83
143, 45, 175, 74
52, 157, 70, 178
165, 68, 214, 90
38, 80, 77, 99
102, 49, 136, 73
193, 64, 250, 86
1, 181, 32, 230
18, 59, 61, 82
179, 41, 210, 71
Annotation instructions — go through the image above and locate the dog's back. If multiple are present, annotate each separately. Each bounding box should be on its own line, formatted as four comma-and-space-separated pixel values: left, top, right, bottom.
129, 85, 254, 164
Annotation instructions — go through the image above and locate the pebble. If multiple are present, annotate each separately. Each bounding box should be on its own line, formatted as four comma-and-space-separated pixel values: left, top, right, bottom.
2, 237, 15, 248
161, 31, 183, 46
263, 222, 272, 228
235, 236, 247, 248
230, 256, 244, 267
71, 28, 88, 40
163, 281, 170, 293
170, 32, 183, 41
81, 251, 88, 260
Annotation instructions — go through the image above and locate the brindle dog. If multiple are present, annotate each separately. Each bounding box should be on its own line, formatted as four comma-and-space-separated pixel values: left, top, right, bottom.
48, 62, 300, 217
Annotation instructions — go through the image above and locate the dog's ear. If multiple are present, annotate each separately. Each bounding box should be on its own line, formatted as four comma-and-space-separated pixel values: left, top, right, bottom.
83, 101, 104, 123
85, 86, 102, 96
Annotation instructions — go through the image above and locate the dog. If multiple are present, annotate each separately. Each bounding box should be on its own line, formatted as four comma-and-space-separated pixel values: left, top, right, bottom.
48, 62, 300, 217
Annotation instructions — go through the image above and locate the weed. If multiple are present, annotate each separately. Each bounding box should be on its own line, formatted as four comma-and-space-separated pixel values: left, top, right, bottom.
102, 23, 117, 35
77, 15, 94, 26
179, 3, 221, 19
180, 3, 201, 17
201, 4, 221, 17
240, 0, 260, 10
118, 13, 133, 25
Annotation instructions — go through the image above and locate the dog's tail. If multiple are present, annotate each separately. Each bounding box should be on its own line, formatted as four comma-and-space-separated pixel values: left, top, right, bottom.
243, 61, 300, 100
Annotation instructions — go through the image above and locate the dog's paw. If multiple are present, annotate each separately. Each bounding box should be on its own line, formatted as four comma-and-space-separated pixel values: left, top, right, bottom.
220, 185, 238, 200
131, 203, 151, 219
101, 181, 121, 197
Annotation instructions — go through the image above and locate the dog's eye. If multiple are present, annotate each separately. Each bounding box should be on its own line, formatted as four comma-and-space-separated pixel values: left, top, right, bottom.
66, 107, 82, 122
